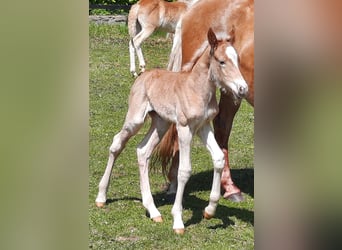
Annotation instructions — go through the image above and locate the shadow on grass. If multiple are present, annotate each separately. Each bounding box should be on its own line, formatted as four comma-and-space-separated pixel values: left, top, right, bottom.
106, 197, 142, 205
105, 168, 253, 227
183, 194, 254, 228
185, 168, 254, 198
153, 168, 254, 227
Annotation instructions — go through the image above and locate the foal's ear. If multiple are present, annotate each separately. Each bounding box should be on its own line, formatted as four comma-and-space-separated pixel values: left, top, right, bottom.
207, 28, 218, 54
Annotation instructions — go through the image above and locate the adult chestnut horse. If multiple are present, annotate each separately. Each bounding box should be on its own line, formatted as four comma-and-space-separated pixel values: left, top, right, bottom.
156, 0, 254, 201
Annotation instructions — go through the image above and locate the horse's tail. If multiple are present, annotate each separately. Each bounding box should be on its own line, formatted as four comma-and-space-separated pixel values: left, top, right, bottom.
152, 124, 179, 177
128, 3, 141, 38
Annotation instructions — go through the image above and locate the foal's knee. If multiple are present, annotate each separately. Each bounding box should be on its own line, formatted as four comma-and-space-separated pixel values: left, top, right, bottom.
177, 169, 192, 183
136, 147, 147, 166
109, 132, 129, 155
212, 151, 225, 172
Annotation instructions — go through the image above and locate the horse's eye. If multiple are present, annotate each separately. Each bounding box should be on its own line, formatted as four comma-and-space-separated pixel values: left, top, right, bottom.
219, 61, 225, 66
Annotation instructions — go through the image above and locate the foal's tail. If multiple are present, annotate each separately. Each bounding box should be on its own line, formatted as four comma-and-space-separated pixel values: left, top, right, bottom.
128, 3, 141, 38
154, 19, 183, 175
152, 124, 179, 176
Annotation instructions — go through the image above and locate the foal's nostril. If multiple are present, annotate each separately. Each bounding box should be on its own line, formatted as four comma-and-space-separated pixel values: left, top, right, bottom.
239, 86, 247, 96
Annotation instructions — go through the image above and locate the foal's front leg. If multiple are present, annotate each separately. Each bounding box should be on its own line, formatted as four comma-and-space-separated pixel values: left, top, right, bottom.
171, 124, 193, 234
197, 123, 225, 218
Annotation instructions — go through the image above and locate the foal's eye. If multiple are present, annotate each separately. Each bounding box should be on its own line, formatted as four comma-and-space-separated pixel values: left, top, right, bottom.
219, 61, 225, 66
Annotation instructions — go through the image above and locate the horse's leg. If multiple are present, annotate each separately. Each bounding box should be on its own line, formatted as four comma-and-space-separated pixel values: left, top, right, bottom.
213, 92, 243, 201
137, 113, 170, 222
95, 102, 148, 207
197, 123, 225, 218
129, 39, 138, 77
167, 20, 182, 71
132, 25, 156, 73
166, 152, 179, 195
171, 124, 193, 234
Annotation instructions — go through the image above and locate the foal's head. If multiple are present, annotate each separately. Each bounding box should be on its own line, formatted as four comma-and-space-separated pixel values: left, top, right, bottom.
207, 28, 248, 99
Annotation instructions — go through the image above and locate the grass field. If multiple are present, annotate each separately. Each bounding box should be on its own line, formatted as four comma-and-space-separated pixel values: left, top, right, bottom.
89, 23, 254, 249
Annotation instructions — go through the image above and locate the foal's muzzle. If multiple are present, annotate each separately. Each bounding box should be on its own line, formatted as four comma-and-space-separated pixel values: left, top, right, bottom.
236, 80, 248, 98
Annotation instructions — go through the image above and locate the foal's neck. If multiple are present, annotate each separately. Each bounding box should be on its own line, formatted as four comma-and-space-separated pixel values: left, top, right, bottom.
188, 47, 215, 91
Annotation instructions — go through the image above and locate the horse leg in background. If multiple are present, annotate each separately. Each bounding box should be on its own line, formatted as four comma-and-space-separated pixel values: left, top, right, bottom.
213, 91, 244, 202
166, 151, 179, 196
129, 39, 138, 77
132, 25, 156, 74
171, 124, 193, 234
197, 124, 224, 219
137, 112, 170, 222
167, 20, 182, 71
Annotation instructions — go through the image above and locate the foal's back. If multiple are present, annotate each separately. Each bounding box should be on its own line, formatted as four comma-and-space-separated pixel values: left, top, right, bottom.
131, 69, 190, 122
130, 63, 214, 126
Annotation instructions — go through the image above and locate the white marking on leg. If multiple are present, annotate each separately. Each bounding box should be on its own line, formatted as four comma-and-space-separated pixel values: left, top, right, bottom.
171, 125, 193, 230
129, 39, 137, 75
96, 129, 131, 204
197, 124, 224, 217
137, 115, 169, 219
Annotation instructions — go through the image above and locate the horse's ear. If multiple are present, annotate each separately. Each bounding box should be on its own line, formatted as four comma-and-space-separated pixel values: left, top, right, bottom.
208, 28, 218, 55
228, 25, 235, 43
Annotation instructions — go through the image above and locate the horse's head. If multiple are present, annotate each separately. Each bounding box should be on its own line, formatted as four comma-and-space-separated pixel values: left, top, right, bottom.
207, 28, 248, 99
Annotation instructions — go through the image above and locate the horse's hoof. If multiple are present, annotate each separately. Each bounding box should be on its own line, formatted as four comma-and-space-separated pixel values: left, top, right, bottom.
224, 192, 244, 202
139, 66, 146, 73
174, 228, 185, 235
152, 216, 163, 223
95, 202, 106, 208
203, 211, 213, 220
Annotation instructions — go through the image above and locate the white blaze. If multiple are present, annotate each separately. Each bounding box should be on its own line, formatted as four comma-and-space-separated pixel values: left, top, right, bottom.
225, 46, 239, 67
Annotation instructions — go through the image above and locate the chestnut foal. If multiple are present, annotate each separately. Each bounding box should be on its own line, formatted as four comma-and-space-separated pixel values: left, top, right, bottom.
128, 0, 196, 77
96, 28, 248, 234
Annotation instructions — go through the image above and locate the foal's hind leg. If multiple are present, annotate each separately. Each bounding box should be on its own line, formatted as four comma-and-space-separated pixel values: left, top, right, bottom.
137, 113, 170, 222
95, 104, 148, 207
132, 25, 156, 73
129, 39, 138, 77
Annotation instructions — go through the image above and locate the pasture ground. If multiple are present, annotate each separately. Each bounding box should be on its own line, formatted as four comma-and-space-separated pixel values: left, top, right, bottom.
89, 23, 254, 249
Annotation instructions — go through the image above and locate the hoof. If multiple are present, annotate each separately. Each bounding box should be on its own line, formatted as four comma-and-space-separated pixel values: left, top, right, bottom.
95, 202, 106, 208
152, 216, 163, 223
223, 192, 244, 202
174, 228, 185, 235
203, 211, 213, 220
139, 66, 146, 73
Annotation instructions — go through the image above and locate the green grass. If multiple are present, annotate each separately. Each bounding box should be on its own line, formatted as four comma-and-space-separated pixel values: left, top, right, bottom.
89, 23, 254, 249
